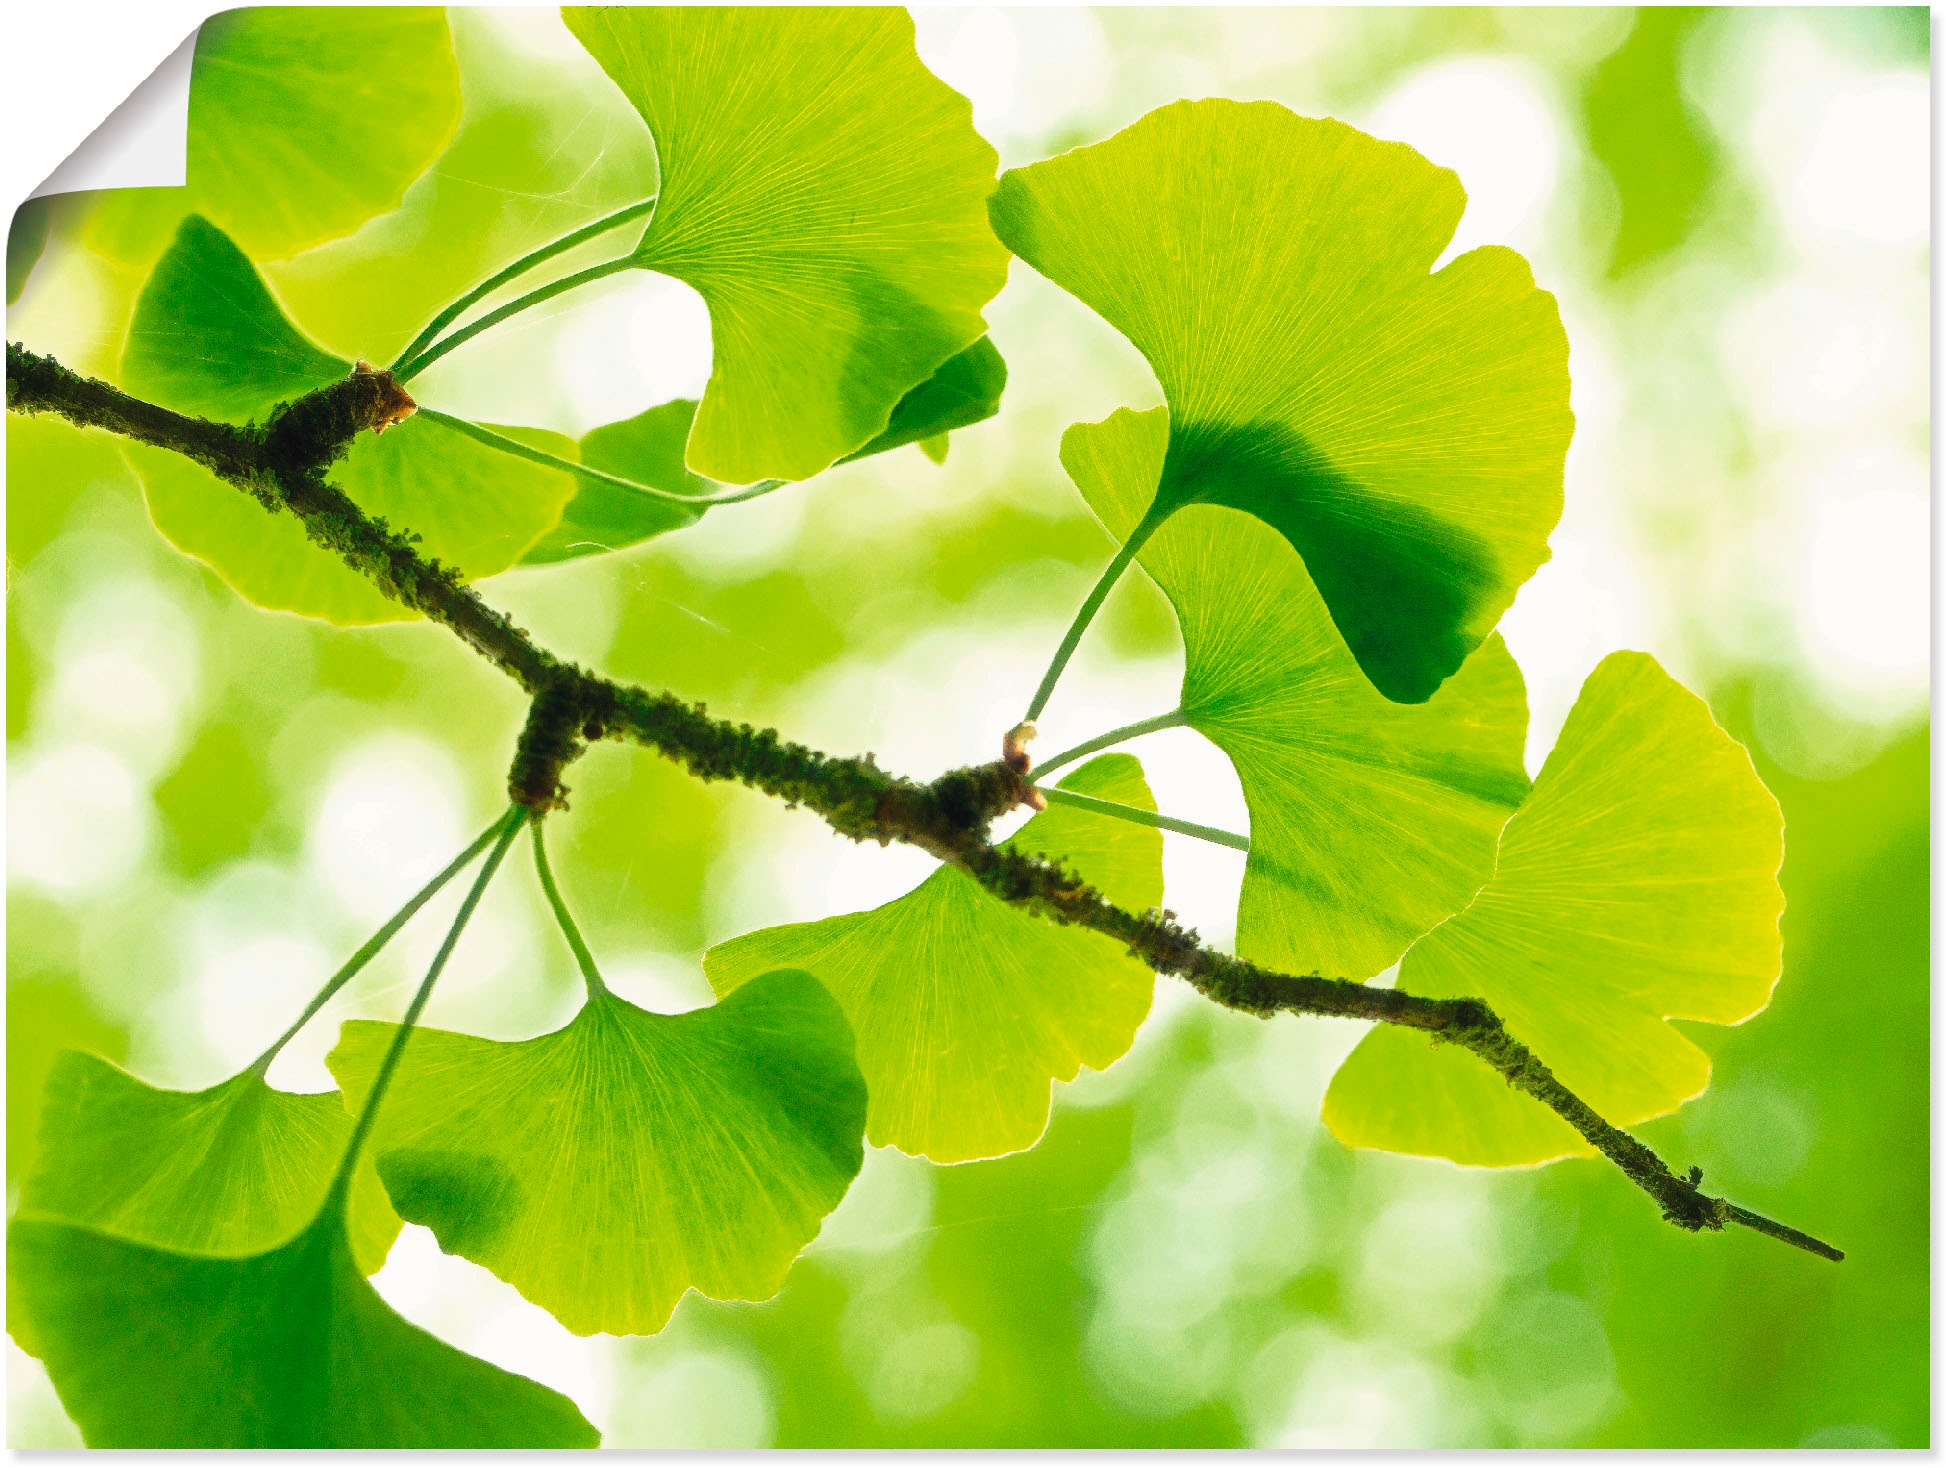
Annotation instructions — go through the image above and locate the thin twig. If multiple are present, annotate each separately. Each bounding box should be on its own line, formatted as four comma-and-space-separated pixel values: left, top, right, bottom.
5, 340, 1843, 1262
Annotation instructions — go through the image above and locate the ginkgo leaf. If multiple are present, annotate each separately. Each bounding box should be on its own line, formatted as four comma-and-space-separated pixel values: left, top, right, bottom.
75, 10, 463, 275
187, 7, 461, 259
8, 1206, 598, 1447
1064, 408, 1531, 980
564, 6, 1009, 483
121, 216, 576, 624
325, 968, 866, 1337
1322, 651, 1786, 1166
519, 337, 1007, 565
703, 755, 1163, 1164
7, 196, 51, 305
842, 335, 1008, 463
519, 400, 711, 565
18, 1051, 399, 1275
991, 98, 1574, 704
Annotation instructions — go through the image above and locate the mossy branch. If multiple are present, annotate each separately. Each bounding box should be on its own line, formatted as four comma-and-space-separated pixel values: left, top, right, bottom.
5, 339, 1841, 1263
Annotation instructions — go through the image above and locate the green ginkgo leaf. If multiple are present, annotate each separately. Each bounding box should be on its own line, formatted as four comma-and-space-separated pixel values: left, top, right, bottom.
187, 7, 462, 259
564, 6, 1009, 483
703, 755, 1163, 1164
842, 335, 1008, 463
7, 196, 52, 305
521, 337, 1008, 565
121, 216, 576, 624
991, 98, 1574, 703
76, 10, 463, 274
1064, 408, 1531, 980
1322, 651, 1785, 1166
325, 968, 866, 1337
19, 1051, 398, 1274
520, 400, 711, 565
8, 1206, 598, 1447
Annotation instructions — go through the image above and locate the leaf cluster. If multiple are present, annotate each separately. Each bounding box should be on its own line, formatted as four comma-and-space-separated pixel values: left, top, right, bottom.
5, 6, 1819, 1449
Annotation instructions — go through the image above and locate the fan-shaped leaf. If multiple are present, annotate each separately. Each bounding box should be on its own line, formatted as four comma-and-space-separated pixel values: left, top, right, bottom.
325, 968, 865, 1337
121, 216, 576, 624
521, 337, 1008, 565
1064, 408, 1531, 979
704, 755, 1163, 1164
7, 197, 52, 305
843, 335, 1008, 463
520, 400, 710, 565
991, 98, 1573, 703
188, 7, 461, 258
564, 6, 1009, 482
19, 1051, 398, 1274
1322, 652, 1785, 1165
8, 1207, 597, 1447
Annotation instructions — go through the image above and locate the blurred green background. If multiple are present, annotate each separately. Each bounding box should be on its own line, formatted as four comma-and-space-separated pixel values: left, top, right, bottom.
6, 6, 1929, 1448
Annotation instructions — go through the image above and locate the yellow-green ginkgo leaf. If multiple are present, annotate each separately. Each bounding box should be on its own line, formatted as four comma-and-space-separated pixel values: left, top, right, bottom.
519, 337, 1007, 565
120, 215, 576, 624
564, 6, 1010, 483
18, 1051, 398, 1275
991, 98, 1574, 704
8, 1205, 597, 1447
78, 9, 464, 274
703, 755, 1163, 1164
1322, 651, 1786, 1166
325, 968, 866, 1337
1064, 407, 1531, 980
188, 7, 462, 259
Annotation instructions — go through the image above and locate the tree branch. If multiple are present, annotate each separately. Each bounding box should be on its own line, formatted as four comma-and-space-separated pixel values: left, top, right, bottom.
5, 340, 1841, 1263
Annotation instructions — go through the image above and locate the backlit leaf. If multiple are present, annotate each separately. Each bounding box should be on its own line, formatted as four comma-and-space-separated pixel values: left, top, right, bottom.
991, 98, 1573, 703
19, 1051, 398, 1274
520, 338, 1008, 565
326, 968, 866, 1337
8, 1206, 597, 1447
842, 336, 1008, 463
520, 400, 709, 565
188, 7, 462, 258
1065, 408, 1530, 980
7, 197, 52, 305
121, 216, 576, 624
1322, 652, 1786, 1166
704, 755, 1163, 1164
564, 6, 1009, 482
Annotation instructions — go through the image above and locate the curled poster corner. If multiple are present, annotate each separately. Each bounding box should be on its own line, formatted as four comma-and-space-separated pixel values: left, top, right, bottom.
28, 26, 196, 200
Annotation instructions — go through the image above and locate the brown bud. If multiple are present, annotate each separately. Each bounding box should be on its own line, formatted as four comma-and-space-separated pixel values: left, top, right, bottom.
1002, 721, 1037, 772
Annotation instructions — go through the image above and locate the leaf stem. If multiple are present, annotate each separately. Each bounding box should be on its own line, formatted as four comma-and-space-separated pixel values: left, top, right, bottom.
248, 811, 514, 1078
1031, 709, 1189, 783
531, 818, 608, 1000
1039, 784, 1249, 852
1023, 506, 1168, 724
418, 408, 787, 507
392, 255, 641, 384
389, 197, 658, 375
325, 805, 527, 1209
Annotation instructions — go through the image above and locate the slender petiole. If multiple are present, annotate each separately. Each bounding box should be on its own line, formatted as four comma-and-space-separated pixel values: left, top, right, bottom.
389, 197, 659, 375
1031, 710, 1189, 785
325, 805, 528, 1209
248, 809, 517, 1078
1038, 784, 1249, 853
531, 818, 607, 999
418, 409, 788, 508
393, 254, 641, 383
1022, 507, 1169, 725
